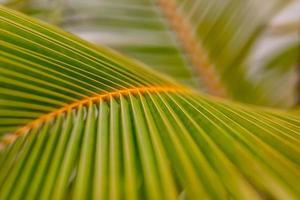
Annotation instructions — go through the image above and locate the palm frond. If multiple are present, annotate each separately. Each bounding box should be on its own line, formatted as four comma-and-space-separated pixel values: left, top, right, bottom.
7, 0, 200, 88
171, 0, 299, 106
4, 0, 299, 107
0, 6, 300, 199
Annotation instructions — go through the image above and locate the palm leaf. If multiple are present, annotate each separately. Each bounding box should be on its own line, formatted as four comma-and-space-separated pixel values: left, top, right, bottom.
0, 6, 300, 199
5, 0, 200, 88
5, 0, 299, 107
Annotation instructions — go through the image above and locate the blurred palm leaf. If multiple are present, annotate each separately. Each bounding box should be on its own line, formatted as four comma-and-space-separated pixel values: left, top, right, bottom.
4, 0, 300, 107
172, 0, 299, 106
0, 6, 300, 199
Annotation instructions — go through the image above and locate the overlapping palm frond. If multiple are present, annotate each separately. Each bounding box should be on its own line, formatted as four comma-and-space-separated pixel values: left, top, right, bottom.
4, 0, 299, 107
171, 0, 299, 106
0, 6, 300, 200
4, 0, 200, 88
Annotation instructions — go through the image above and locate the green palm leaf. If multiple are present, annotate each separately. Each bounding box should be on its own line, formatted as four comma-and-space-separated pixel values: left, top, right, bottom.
0, 6, 300, 199
6, 0, 299, 107
4, 0, 200, 88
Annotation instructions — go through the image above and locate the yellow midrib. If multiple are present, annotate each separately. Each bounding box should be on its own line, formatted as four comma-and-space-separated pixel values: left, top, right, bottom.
0, 86, 190, 149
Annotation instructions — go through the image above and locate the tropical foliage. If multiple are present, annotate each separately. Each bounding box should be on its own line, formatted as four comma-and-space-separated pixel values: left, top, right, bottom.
0, 0, 299, 199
